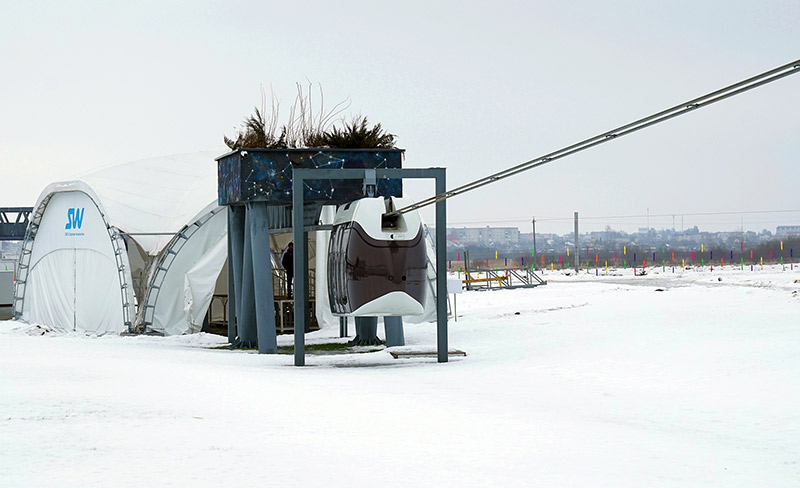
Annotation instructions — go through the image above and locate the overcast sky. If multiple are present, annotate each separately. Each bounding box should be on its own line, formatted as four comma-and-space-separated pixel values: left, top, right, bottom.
1, 0, 798, 234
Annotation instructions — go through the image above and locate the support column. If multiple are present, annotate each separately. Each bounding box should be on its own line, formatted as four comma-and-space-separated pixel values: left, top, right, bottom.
229, 206, 246, 345
351, 316, 380, 345
249, 202, 277, 354
226, 208, 238, 344
383, 316, 405, 347
301, 230, 310, 334
238, 206, 257, 347
292, 170, 306, 366
435, 168, 448, 363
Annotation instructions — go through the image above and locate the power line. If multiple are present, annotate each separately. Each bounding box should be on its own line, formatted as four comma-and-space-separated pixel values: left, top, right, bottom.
391, 59, 800, 217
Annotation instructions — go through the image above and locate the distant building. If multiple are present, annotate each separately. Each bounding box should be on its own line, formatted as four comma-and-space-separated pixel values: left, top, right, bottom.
776, 225, 800, 238
448, 227, 520, 247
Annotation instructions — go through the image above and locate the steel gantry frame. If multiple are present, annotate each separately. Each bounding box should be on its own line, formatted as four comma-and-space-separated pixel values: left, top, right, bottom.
291, 167, 448, 366
0, 207, 32, 241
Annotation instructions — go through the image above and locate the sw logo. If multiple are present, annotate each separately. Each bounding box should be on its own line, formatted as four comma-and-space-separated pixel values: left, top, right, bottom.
65, 208, 85, 230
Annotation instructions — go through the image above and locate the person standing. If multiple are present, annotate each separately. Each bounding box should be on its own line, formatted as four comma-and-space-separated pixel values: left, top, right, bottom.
281, 242, 294, 299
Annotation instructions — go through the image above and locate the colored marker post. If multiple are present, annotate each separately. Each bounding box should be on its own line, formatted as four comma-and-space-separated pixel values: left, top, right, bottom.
740, 257, 743, 270
770, 249, 773, 259
662, 260, 665, 272
750, 249, 753, 260
495, 250, 498, 259
760, 256, 763, 270
691, 251, 694, 261
741, 242, 744, 252
701, 243, 704, 253
730, 250, 733, 260
710, 250, 713, 260
672, 251, 674, 262
682, 258, 685, 270
605, 260, 608, 274
652, 252, 655, 262
505, 257, 507, 267
624, 246, 626, 256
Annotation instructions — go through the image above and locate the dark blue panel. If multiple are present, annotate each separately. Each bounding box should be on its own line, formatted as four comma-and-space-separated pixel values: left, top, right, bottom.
217, 149, 403, 205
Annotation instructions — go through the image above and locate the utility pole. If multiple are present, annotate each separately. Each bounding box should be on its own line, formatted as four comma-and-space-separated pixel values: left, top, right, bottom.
532, 216, 537, 271
574, 211, 579, 272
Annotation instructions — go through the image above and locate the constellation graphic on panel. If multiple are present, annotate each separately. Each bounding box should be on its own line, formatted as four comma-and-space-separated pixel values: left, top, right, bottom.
221, 149, 403, 205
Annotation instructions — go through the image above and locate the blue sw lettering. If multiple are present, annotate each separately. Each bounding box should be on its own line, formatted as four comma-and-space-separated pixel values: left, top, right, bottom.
65, 208, 85, 230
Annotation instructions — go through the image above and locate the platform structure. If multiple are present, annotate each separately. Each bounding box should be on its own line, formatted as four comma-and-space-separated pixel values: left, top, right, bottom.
291, 167, 448, 366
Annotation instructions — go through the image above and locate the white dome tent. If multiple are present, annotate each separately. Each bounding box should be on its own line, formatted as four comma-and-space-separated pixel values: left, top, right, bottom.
15, 181, 136, 334
14, 151, 230, 335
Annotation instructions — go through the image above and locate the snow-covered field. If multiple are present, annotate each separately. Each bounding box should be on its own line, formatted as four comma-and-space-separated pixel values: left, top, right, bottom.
2, 265, 799, 487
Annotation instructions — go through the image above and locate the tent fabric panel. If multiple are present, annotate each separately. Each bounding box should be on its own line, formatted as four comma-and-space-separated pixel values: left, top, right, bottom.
183, 236, 228, 332
149, 208, 227, 336
24, 249, 76, 332
78, 150, 226, 255
74, 249, 127, 335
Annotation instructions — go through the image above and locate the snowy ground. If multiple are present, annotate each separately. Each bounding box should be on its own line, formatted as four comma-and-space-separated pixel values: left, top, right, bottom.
1, 265, 799, 487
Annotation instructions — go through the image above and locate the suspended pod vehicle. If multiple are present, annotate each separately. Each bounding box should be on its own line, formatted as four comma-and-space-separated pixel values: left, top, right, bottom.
327, 196, 427, 316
